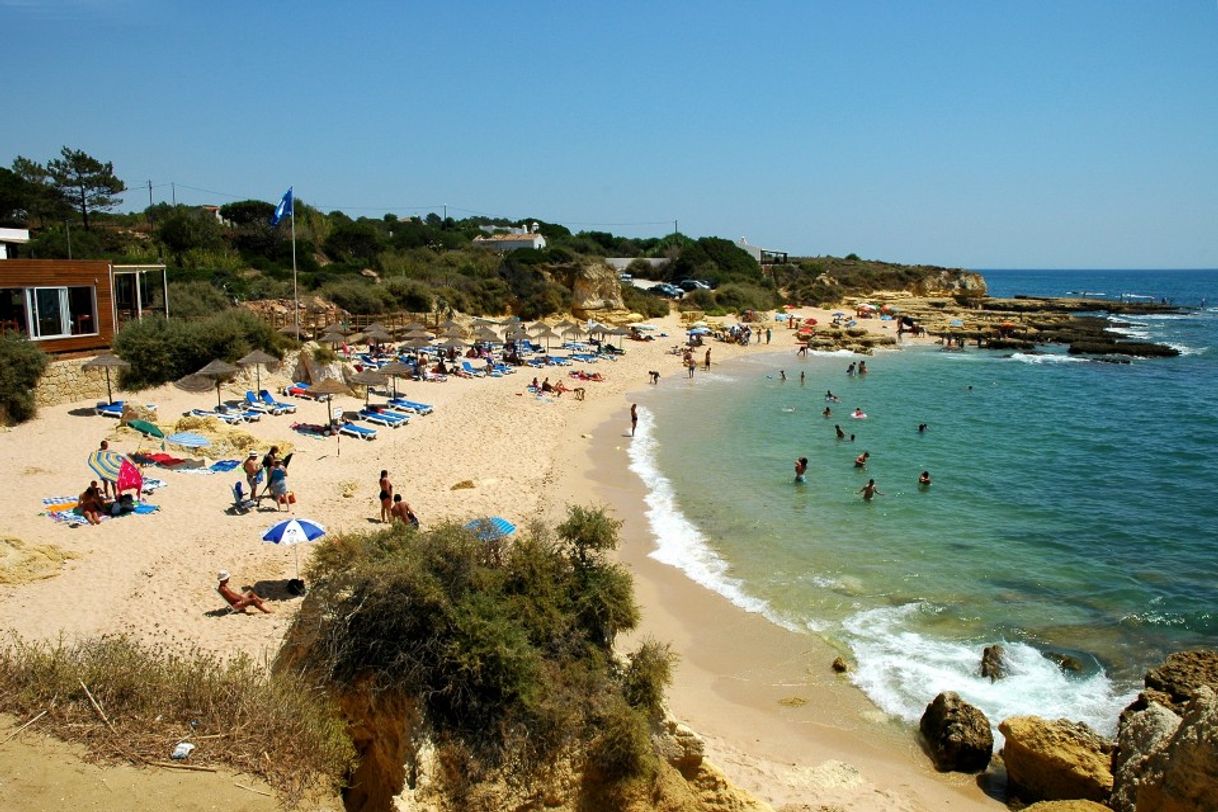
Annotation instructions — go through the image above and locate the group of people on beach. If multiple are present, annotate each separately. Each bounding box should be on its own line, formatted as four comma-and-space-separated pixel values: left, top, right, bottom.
377, 469, 419, 527
242, 446, 295, 511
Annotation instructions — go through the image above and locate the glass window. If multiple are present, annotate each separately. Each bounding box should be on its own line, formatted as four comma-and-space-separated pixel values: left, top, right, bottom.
68, 286, 96, 335
32, 288, 64, 338
0, 288, 27, 336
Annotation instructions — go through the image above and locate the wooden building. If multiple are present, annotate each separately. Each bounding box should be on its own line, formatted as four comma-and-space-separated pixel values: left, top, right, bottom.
0, 260, 168, 353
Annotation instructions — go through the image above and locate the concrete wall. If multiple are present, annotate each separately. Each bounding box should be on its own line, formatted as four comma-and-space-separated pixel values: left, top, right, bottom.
34, 356, 112, 407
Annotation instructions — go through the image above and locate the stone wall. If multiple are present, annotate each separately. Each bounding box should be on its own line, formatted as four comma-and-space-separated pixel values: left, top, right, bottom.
34, 357, 112, 407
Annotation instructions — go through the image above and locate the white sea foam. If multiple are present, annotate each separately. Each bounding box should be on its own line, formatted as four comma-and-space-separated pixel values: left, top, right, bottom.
1107, 325, 1151, 339
1008, 353, 1090, 365
1167, 343, 1207, 356
626, 408, 799, 632
841, 604, 1136, 740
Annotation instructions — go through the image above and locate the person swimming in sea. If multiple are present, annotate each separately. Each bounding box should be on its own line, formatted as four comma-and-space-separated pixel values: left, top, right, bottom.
854, 451, 869, 468
780, 370, 787, 382
822, 406, 831, 418
825, 390, 840, 402
835, 424, 846, 440
919, 470, 932, 487
859, 479, 883, 501
852, 407, 866, 419
794, 457, 808, 483
918, 422, 928, 433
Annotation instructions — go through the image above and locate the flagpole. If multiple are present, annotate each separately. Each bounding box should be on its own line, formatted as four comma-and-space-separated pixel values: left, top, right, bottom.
291, 202, 299, 334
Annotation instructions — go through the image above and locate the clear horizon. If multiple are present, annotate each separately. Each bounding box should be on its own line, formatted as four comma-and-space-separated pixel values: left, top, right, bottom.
3, 1, 1216, 269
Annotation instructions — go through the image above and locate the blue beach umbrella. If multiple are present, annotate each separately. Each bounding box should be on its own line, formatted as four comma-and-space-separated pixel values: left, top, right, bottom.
464, 516, 516, 541
262, 518, 326, 580
166, 432, 211, 449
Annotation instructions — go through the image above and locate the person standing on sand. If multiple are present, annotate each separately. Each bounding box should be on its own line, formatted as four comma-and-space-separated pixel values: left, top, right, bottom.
379, 470, 393, 523
687, 359, 696, 378
859, 479, 883, 501
98, 440, 113, 498
630, 403, 638, 437
766, 327, 772, 344
794, 457, 808, 483
704, 348, 711, 370
243, 452, 261, 499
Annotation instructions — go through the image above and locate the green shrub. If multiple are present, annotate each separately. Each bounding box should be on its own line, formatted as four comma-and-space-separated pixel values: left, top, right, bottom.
113, 310, 282, 390
0, 332, 49, 424
321, 280, 394, 314
622, 639, 677, 716
620, 284, 670, 319
288, 506, 651, 782
712, 282, 777, 313
167, 280, 232, 319
587, 696, 657, 782
384, 277, 434, 312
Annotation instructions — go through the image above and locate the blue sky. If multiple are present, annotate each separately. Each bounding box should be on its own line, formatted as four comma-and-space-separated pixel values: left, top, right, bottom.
3, 0, 1216, 268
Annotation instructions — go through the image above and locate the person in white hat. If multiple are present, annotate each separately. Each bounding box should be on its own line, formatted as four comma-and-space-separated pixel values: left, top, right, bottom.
242, 452, 261, 500
216, 570, 272, 613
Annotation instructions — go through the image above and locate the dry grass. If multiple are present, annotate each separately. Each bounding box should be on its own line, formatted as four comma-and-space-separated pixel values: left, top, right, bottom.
0, 635, 353, 806
450, 479, 475, 490
169, 415, 295, 460
0, 538, 76, 585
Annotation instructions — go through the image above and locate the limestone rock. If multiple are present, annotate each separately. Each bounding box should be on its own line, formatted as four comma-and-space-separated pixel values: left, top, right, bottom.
569, 262, 625, 315
1132, 686, 1218, 812
1043, 651, 1085, 674
1021, 802, 1112, 812
981, 644, 1006, 681
831, 656, 849, 673
919, 691, 993, 773
654, 718, 705, 778
1111, 701, 1181, 812
999, 716, 1114, 804
1143, 649, 1218, 712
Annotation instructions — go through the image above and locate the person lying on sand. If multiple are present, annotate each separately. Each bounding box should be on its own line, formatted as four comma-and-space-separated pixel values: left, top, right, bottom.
78, 480, 106, 525
217, 571, 272, 613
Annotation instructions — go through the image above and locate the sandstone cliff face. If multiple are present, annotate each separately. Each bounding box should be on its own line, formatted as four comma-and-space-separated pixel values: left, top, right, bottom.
1119, 686, 1218, 812
567, 262, 625, 318
909, 270, 988, 298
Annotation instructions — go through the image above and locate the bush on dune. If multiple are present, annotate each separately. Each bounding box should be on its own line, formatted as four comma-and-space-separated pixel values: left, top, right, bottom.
0, 332, 49, 424
286, 506, 664, 788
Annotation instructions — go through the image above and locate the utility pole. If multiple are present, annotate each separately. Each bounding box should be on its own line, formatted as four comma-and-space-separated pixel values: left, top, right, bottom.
147, 180, 153, 222
171, 182, 176, 205
674, 219, 679, 237
442, 203, 447, 227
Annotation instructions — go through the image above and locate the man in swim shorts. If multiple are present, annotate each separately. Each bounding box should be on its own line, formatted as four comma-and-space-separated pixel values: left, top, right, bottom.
859, 479, 883, 501
794, 457, 808, 483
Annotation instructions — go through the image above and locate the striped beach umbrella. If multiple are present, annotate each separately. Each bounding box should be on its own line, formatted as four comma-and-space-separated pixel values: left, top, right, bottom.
464, 516, 516, 541
262, 517, 326, 580
86, 449, 130, 482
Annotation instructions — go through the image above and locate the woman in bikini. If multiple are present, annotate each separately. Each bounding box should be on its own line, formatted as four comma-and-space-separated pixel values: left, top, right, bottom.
379, 470, 393, 523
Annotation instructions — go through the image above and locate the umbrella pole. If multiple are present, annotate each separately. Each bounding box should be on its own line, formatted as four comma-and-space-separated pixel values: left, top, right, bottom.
216, 382, 222, 409
294, 544, 300, 581
105, 368, 113, 405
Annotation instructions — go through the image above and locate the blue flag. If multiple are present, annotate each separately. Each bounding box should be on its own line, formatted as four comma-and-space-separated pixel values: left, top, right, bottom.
270, 187, 293, 226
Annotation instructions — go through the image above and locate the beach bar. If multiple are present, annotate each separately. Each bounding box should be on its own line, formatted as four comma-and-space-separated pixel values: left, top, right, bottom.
0, 259, 168, 353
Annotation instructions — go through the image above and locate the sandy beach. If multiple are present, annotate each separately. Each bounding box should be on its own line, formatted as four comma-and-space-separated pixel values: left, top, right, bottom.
0, 308, 999, 809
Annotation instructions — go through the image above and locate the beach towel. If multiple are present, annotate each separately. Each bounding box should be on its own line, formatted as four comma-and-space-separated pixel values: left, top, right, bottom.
208, 459, 241, 472
142, 478, 167, 493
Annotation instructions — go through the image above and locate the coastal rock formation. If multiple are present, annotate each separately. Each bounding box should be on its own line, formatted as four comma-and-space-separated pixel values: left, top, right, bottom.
1043, 651, 1086, 674
1111, 701, 1182, 812
1143, 649, 1218, 713
1019, 802, 1112, 812
999, 716, 1114, 804
831, 656, 849, 673
1114, 686, 1218, 812
918, 691, 993, 773
981, 645, 1007, 681
908, 269, 988, 298
568, 262, 625, 317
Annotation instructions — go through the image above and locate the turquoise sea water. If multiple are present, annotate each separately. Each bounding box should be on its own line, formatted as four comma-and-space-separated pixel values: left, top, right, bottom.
629, 269, 1218, 736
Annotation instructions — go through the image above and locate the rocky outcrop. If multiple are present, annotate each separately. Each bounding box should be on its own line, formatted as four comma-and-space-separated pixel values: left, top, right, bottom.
1020, 802, 1112, 812
981, 645, 1006, 681
909, 270, 987, 298
1114, 686, 1218, 812
568, 262, 625, 317
1111, 701, 1182, 812
1143, 649, 1218, 713
999, 716, 1114, 804
919, 692, 993, 773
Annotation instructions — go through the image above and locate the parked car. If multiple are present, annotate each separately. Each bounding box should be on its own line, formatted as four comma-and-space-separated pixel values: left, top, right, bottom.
677, 279, 712, 292
648, 283, 683, 299
618, 272, 633, 282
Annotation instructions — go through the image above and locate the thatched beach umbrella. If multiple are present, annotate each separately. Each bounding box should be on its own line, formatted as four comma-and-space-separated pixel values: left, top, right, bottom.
532, 326, 559, 352
438, 338, 466, 352
237, 349, 279, 394
438, 318, 463, 332
173, 373, 215, 395
348, 369, 387, 406
82, 353, 130, 406
379, 360, 413, 398
321, 322, 349, 336
308, 377, 351, 454
363, 326, 393, 345
320, 332, 346, 348
278, 325, 306, 339
402, 321, 428, 333
194, 359, 240, 408
473, 326, 501, 343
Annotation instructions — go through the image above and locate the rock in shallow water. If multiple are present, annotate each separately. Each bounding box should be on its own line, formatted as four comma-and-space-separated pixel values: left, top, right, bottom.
999, 716, 1113, 804
918, 691, 993, 773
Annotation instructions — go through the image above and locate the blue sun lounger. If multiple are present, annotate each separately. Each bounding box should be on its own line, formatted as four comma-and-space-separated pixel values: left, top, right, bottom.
259, 390, 297, 413
388, 398, 433, 415
96, 400, 125, 418
359, 408, 407, 428
191, 408, 245, 426
339, 421, 377, 441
